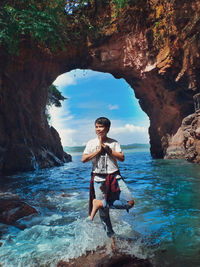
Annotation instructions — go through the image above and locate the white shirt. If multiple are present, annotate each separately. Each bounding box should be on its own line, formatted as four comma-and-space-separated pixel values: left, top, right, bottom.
83, 137, 122, 178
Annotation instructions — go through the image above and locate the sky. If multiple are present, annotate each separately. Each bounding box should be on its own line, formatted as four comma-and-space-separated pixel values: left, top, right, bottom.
49, 69, 150, 146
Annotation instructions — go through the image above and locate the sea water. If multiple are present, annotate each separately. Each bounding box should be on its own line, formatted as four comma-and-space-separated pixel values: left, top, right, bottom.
0, 148, 200, 267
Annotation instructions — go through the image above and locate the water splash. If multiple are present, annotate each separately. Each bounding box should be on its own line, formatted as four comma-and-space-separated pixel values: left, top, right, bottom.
1, 152, 200, 266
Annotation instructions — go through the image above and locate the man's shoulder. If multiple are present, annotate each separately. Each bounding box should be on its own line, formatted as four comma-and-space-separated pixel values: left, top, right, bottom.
86, 138, 98, 145
107, 137, 120, 144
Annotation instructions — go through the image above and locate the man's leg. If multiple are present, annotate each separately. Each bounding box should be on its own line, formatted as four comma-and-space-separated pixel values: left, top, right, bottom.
99, 207, 115, 238
91, 199, 103, 221
94, 181, 115, 238
110, 178, 134, 211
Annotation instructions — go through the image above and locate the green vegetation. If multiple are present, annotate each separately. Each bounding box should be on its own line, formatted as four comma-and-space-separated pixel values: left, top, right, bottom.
0, 0, 148, 55
0, 1, 68, 54
0, 0, 99, 54
45, 84, 66, 121
111, 0, 129, 16
47, 84, 67, 107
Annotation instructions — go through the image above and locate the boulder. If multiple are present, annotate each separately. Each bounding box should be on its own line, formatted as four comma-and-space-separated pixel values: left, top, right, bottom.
0, 199, 37, 225
165, 110, 200, 163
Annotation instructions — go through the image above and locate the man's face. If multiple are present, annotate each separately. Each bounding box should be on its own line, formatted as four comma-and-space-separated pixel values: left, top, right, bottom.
95, 123, 109, 137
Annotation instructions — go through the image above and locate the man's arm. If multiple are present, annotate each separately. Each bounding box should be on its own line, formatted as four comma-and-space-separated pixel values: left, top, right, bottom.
103, 145, 125, 162
82, 146, 102, 163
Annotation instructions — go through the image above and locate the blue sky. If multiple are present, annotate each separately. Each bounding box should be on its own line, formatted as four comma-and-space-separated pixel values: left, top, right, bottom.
49, 69, 150, 146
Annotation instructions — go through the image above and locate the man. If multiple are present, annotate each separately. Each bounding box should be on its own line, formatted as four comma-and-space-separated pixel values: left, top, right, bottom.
82, 117, 134, 249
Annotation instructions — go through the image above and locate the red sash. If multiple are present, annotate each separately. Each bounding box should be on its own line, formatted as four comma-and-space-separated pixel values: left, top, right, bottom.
89, 171, 120, 215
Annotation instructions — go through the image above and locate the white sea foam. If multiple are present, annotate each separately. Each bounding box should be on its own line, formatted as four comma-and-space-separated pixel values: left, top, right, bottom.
0, 211, 148, 267
0, 217, 107, 267
2, 152, 200, 267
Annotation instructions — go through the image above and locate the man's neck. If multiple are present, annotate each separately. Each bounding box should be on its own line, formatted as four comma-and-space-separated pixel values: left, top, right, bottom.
99, 136, 107, 142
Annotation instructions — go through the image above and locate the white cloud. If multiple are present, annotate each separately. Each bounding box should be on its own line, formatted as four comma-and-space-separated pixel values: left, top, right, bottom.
53, 73, 76, 87
110, 123, 147, 134
108, 121, 149, 144
48, 105, 95, 146
48, 105, 73, 129
61, 115, 74, 122
108, 104, 119, 110
58, 128, 78, 146
48, 104, 78, 146
49, 103, 150, 146
53, 69, 112, 89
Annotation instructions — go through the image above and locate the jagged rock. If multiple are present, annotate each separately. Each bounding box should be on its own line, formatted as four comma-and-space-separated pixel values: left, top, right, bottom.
57, 247, 153, 267
195, 127, 200, 139
0, 199, 37, 225
164, 127, 185, 159
64, 152, 72, 163
165, 110, 200, 163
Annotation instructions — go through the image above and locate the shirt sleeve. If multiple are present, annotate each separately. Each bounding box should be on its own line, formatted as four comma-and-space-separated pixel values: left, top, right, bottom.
114, 141, 122, 153
83, 141, 92, 154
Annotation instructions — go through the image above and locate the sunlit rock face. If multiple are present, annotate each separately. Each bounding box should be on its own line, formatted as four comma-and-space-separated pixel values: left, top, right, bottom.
1, 0, 200, 173
165, 110, 200, 163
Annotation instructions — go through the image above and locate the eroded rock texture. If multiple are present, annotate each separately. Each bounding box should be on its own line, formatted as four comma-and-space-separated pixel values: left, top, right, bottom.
165, 110, 200, 163
1, 0, 200, 172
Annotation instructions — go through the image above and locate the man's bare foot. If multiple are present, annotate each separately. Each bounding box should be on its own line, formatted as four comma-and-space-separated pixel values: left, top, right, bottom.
128, 200, 134, 208
90, 199, 103, 221
111, 237, 116, 252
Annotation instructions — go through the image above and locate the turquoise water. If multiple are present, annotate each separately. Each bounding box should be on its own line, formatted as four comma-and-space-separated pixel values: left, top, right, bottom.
0, 149, 200, 267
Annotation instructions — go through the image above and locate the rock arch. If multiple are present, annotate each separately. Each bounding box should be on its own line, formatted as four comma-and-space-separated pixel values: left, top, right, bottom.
1, 0, 200, 173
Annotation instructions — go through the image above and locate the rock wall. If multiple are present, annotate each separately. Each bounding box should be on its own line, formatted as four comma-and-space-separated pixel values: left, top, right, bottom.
0, 48, 72, 174
1, 0, 200, 173
165, 110, 200, 163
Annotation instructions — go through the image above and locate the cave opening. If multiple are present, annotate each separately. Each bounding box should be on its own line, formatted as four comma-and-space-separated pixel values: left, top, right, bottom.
49, 69, 150, 149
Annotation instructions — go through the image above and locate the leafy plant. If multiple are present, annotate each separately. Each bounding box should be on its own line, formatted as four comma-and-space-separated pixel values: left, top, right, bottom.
0, 1, 68, 54
0, 0, 146, 54
47, 84, 67, 107
45, 84, 67, 121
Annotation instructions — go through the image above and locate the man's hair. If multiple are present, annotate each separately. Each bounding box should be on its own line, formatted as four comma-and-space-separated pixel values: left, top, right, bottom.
95, 117, 111, 129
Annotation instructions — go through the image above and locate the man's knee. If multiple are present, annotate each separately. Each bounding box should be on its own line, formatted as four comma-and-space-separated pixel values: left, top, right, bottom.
128, 200, 134, 208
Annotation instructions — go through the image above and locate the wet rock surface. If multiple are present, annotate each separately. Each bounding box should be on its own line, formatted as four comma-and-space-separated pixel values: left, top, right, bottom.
0, 199, 37, 225
57, 247, 153, 267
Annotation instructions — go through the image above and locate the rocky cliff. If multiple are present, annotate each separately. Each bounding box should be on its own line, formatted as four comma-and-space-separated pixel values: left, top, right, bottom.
0, 48, 72, 174
165, 110, 200, 163
1, 0, 200, 173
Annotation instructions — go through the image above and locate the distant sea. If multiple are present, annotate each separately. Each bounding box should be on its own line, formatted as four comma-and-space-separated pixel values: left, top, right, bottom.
64, 143, 150, 154
0, 145, 200, 267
